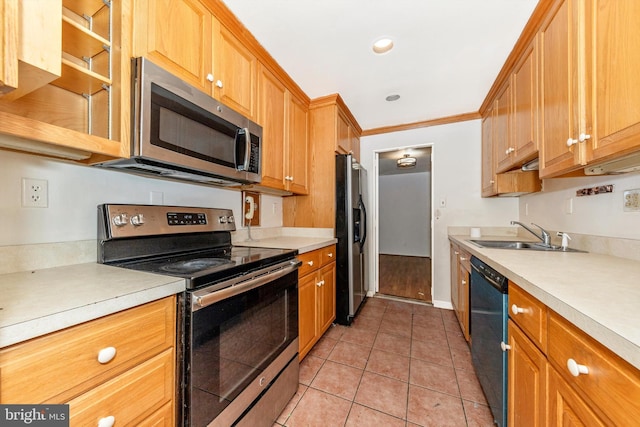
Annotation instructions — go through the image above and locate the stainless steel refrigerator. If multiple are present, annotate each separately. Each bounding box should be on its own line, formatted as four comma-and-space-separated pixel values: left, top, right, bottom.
335, 153, 367, 325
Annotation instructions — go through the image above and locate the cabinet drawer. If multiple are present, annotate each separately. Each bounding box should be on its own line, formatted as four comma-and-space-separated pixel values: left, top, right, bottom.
137, 401, 174, 427
548, 312, 640, 426
298, 250, 321, 277
509, 284, 547, 352
458, 248, 471, 271
69, 348, 174, 426
319, 244, 336, 267
0, 297, 175, 403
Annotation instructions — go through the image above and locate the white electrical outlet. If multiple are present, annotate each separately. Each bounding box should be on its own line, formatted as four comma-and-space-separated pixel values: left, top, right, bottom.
623, 189, 640, 212
22, 178, 48, 208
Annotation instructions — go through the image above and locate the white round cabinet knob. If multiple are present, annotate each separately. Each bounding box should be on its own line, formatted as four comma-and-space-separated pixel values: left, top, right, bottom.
206, 73, 214, 82
307, 261, 314, 266
567, 358, 589, 377
567, 137, 579, 147
511, 304, 525, 315
98, 416, 115, 427
500, 342, 511, 352
579, 133, 591, 142
98, 346, 117, 364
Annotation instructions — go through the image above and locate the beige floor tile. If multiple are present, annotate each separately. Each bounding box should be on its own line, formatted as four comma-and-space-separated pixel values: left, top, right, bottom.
412, 323, 449, 344
373, 331, 411, 356
456, 367, 488, 404
409, 358, 460, 397
379, 318, 413, 338
285, 388, 352, 427
407, 384, 467, 427
365, 348, 410, 382
463, 399, 496, 427
308, 336, 338, 359
276, 384, 308, 424
327, 340, 372, 369
411, 338, 453, 367
310, 360, 364, 400
299, 355, 324, 386
358, 303, 386, 319
450, 344, 474, 370
340, 324, 378, 348
354, 371, 408, 419
345, 403, 406, 427
323, 324, 348, 341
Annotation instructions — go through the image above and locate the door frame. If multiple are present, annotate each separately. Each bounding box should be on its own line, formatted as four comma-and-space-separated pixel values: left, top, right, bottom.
369, 143, 434, 302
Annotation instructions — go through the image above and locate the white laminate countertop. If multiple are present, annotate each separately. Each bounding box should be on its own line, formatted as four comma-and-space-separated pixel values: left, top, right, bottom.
449, 234, 640, 370
234, 236, 337, 254
0, 263, 185, 348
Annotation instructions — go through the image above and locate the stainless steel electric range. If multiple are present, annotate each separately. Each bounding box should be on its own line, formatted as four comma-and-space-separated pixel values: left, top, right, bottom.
97, 204, 300, 427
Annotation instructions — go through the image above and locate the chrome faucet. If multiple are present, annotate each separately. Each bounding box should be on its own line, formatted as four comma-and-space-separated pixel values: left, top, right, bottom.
510, 221, 551, 246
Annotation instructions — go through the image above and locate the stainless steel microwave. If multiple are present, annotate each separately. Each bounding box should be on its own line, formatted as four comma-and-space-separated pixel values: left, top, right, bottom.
95, 57, 262, 186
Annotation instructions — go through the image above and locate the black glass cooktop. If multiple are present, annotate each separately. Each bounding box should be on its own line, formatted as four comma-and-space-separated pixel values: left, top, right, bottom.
112, 246, 297, 289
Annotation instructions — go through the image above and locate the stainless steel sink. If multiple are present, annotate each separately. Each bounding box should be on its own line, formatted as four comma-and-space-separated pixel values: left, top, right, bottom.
470, 240, 586, 253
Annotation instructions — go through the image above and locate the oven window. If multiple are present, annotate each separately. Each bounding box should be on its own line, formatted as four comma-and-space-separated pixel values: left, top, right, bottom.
150, 83, 237, 167
189, 270, 298, 426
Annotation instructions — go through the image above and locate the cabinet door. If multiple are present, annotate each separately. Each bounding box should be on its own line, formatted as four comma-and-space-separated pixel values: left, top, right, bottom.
349, 128, 360, 162
458, 264, 470, 341
336, 109, 351, 154
318, 263, 336, 334
539, 0, 583, 178
134, 0, 212, 92
450, 244, 460, 315
512, 39, 538, 166
508, 320, 547, 427
587, 0, 640, 163
287, 92, 309, 194
495, 82, 513, 173
547, 367, 609, 426
257, 64, 286, 191
481, 109, 497, 197
298, 273, 317, 360
214, 24, 256, 119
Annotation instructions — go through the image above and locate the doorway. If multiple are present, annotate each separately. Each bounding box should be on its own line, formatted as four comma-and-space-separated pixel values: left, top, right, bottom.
374, 146, 433, 303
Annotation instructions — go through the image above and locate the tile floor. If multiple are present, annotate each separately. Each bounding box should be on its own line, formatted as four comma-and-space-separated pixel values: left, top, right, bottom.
275, 297, 495, 426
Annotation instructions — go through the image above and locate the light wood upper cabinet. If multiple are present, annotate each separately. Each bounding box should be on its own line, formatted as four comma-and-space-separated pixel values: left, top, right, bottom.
0, 0, 61, 100
258, 64, 286, 191
133, 0, 213, 93
335, 108, 361, 161
287, 92, 309, 194
257, 64, 308, 194
213, 24, 257, 119
494, 83, 512, 173
585, 0, 640, 164
0, 0, 128, 161
511, 39, 538, 166
538, 0, 583, 178
481, 107, 497, 197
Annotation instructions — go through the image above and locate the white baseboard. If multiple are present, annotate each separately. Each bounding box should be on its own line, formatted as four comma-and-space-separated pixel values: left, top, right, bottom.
432, 299, 453, 310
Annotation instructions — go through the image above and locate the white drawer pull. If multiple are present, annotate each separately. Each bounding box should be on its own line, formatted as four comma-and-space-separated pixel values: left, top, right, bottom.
307, 261, 314, 266
500, 342, 511, 352
327, 252, 333, 257
97, 346, 117, 364
98, 416, 115, 427
511, 304, 525, 315
567, 358, 589, 377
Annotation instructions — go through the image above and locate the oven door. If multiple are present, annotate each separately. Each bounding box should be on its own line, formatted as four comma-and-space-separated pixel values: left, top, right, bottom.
183, 262, 299, 427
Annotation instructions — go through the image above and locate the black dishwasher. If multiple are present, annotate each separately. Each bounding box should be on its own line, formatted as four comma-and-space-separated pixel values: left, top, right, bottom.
470, 256, 508, 427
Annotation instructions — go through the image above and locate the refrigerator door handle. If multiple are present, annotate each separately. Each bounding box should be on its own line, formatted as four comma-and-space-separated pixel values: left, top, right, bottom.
359, 194, 367, 249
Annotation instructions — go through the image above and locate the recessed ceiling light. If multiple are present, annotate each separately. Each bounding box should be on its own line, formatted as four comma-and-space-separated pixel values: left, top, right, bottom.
373, 38, 394, 54
386, 94, 400, 102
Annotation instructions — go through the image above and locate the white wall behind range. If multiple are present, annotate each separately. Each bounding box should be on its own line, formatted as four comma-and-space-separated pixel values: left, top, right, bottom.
360, 119, 519, 308
379, 172, 431, 257
520, 172, 640, 240
0, 150, 283, 246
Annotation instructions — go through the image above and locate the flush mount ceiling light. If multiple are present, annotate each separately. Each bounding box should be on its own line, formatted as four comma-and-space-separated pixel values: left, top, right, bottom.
372, 37, 394, 54
397, 154, 417, 168
385, 94, 400, 102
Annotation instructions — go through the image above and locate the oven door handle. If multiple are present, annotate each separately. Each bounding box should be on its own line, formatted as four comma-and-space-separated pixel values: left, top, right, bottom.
192, 259, 302, 310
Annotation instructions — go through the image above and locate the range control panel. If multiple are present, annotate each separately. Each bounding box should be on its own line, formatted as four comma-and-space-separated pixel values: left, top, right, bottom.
100, 204, 236, 239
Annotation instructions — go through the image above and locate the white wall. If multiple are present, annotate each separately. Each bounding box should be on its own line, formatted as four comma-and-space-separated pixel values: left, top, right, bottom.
360, 120, 520, 308
519, 172, 640, 239
379, 172, 431, 257
0, 149, 283, 246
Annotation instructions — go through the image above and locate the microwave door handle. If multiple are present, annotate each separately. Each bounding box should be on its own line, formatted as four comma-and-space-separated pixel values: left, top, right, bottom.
240, 127, 251, 171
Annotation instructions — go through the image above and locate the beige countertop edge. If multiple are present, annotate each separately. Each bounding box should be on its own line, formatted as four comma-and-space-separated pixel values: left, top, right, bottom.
234, 237, 338, 254
0, 264, 186, 348
449, 234, 640, 371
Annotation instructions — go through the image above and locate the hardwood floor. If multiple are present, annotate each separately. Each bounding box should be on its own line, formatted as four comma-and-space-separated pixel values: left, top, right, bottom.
378, 254, 432, 303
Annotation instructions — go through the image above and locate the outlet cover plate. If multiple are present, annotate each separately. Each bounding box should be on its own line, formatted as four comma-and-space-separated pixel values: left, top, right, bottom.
623, 188, 640, 212
22, 178, 48, 208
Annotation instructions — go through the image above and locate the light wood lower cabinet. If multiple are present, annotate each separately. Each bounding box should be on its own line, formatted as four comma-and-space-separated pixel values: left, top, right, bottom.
298, 245, 336, 360
508, 283, 640, 426
449, 241, 470, 341
0, 296, 176, 426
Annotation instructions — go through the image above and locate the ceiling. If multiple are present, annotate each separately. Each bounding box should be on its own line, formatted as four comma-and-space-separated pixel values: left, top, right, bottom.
221, 0, 539, 131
